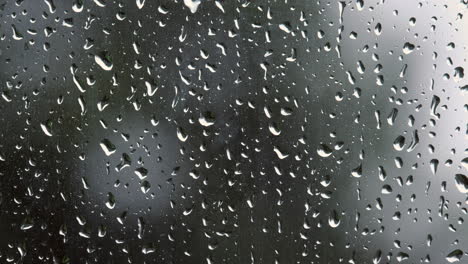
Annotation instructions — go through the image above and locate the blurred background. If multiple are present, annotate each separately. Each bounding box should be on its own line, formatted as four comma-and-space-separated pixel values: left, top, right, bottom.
0, 0, 467, 263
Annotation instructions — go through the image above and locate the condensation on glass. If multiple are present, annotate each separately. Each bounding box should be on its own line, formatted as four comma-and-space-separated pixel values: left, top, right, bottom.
0, 0, 467, 263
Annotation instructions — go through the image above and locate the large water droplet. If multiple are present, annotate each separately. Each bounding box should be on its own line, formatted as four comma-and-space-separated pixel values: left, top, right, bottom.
454, 174, 468, 193
317, 144, 333, 157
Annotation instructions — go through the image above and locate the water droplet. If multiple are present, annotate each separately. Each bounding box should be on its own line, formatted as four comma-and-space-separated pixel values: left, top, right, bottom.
273, 146, 289, 159
183, 0, 201, 13
430, 159, 439, 175
351, 164, 362, 178
268, 122, 281, 136
454, 174, 468, 193
105, 192, 116, 209
393, 136, 406, 151
279, 23, 292, 34
446, 249, 463, 263
136, 0, 145, 9
328, 210, 341, 228
135, 167, 148, 180
177, 127, 188, 142
198, 112, 215, 127
100, 139, 116, 156
95, 53, 113, 71
317, 144, 333, 157
40, 121, 53, 137
403, 42, 415, 54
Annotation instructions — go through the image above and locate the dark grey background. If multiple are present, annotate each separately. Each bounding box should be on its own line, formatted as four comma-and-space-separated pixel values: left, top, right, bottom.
0, 0, 467, 263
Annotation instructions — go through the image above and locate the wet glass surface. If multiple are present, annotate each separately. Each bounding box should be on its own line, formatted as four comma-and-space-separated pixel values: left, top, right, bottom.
0, 0, 467, 263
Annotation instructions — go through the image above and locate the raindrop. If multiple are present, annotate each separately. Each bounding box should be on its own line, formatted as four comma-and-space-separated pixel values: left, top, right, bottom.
393, 136, 406, 151
454, 174, 468, 194
100, 139, 116, 156
317, 144, 333, 157
268, 122, 281, 136
328, 210, 341, 228
177, 127, 188, 142
183, 0, 201, 13
95, 53, 113, 71
403, 42, 415, 54
40, 121, 53, 137
446, 249, 463, 263
105, 192, 116, 209
430, 159, 439, 175
351, 164, 362, 178
199, 112, 216, 127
